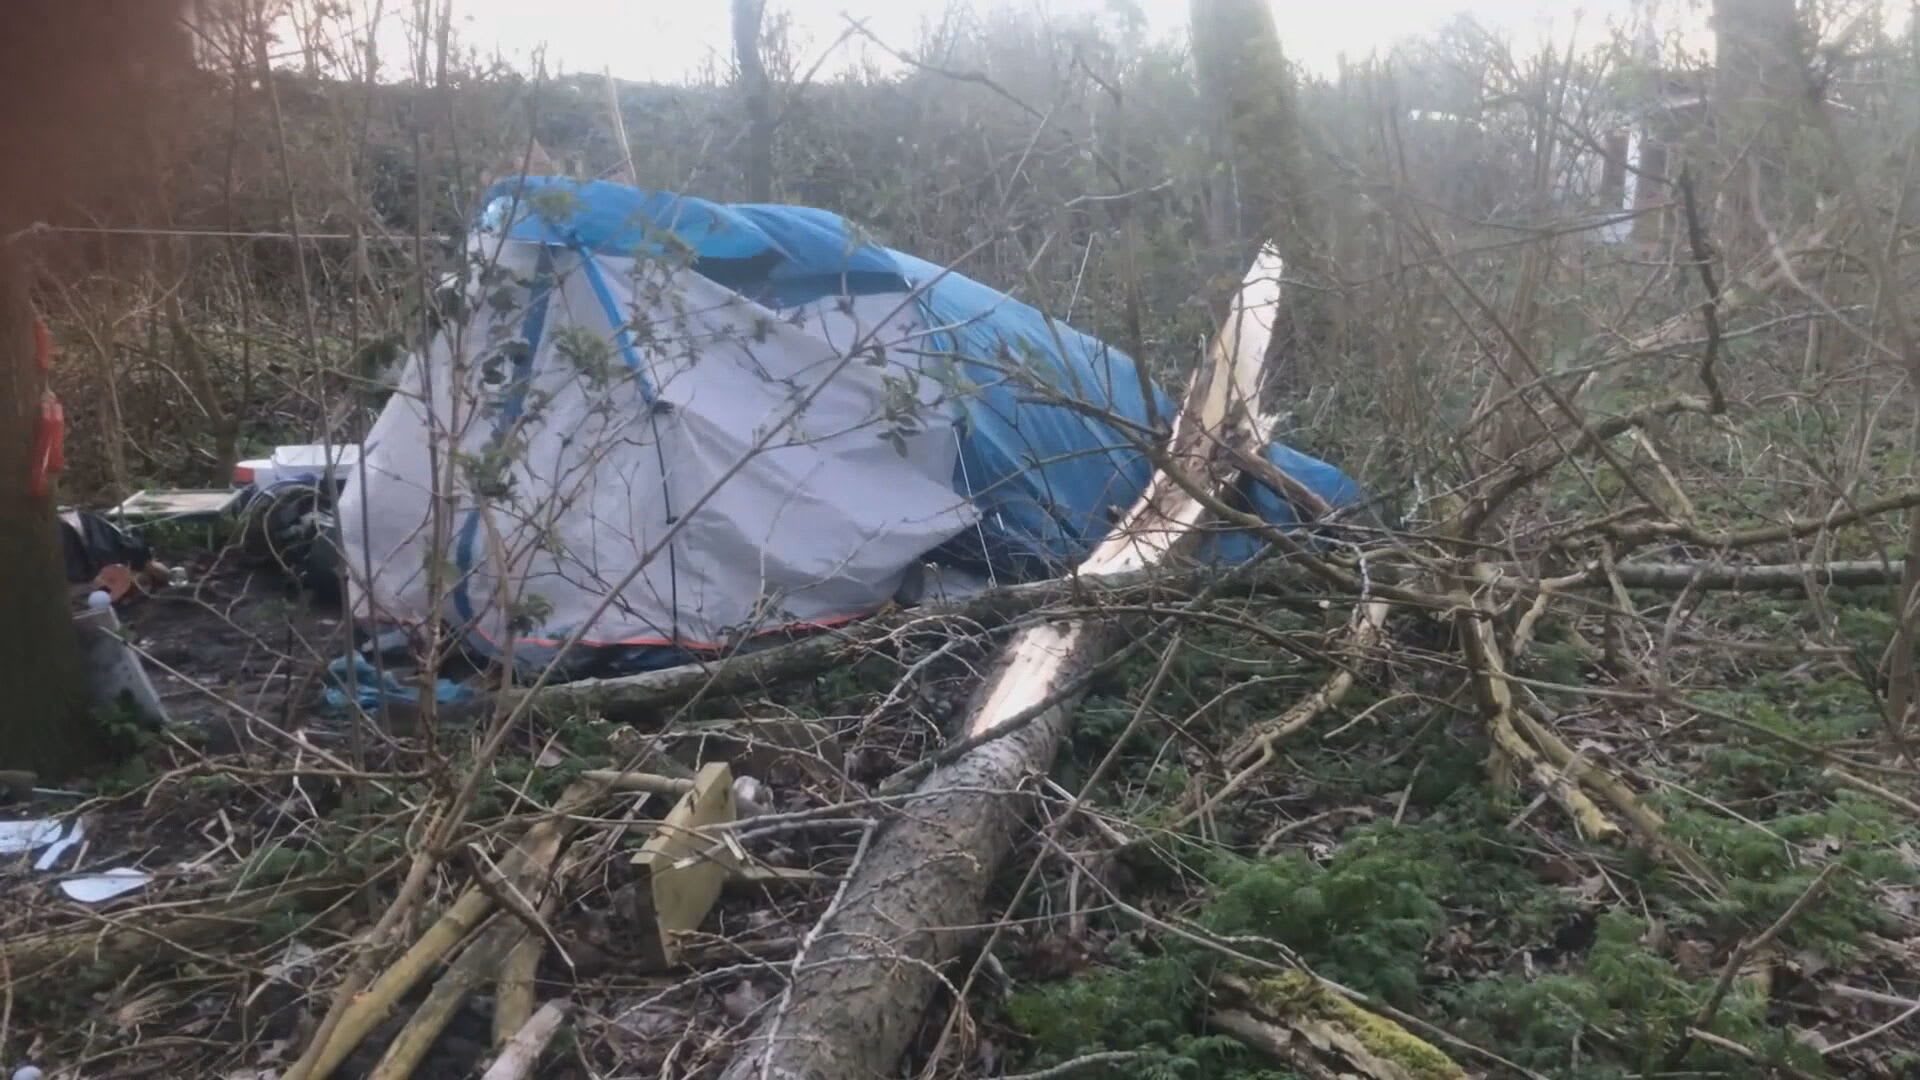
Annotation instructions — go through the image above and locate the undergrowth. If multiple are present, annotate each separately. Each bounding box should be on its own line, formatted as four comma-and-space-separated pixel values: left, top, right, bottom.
1003, 592, 1918, 1079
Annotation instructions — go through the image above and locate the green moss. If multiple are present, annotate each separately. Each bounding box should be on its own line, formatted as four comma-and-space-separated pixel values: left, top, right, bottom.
1250, 973, 1464, 1080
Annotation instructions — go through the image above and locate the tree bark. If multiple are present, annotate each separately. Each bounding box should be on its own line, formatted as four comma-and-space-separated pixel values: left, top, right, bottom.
0, 0, 191, 778
733, 0, 774, 202
0, 251, 99, 777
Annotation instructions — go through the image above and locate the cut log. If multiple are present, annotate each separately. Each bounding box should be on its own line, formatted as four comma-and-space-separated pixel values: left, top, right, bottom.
718, 247, 1288, 1080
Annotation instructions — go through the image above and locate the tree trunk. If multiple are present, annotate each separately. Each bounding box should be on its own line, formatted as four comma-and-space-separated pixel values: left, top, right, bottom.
1189, 0, 1316, 266
733, 0, 774, 202
0, 0, 191, 777
1189, 0, 1326, 391
1712, 0, 1809, 256
0, 250, 101, 777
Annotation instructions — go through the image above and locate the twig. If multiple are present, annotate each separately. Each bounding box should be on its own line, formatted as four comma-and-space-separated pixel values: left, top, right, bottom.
1174, 601, 1390, 829
1668, 864, 1840, 1067
1677, 168, 1727, 413
1823, 767, 1920, 817
1684, 1027, 1825, 1080
1823, 995, 1920, 1056
1000, 1051, 1154, 1079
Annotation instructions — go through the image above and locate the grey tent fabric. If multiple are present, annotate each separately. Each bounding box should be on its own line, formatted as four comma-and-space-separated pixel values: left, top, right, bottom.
337, 243, 976, 663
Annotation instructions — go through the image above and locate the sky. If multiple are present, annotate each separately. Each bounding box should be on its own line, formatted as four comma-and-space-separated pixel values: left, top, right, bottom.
313, 0, 1682, 85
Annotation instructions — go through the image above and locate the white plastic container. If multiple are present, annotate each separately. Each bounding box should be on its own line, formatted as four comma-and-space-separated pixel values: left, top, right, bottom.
269, 443, 361, 485
233, 444, 362, 489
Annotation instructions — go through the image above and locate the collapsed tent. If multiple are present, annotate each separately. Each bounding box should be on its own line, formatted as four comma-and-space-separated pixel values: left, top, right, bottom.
336, 176, 1361, 676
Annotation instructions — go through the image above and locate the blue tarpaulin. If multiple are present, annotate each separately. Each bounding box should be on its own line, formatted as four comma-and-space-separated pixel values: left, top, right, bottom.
475, 176, 1363, 584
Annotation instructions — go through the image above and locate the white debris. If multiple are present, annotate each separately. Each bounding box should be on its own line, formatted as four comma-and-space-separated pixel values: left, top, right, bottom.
59, 867, 152, 903
32, 818, 84, 871
0, 819, 64, 856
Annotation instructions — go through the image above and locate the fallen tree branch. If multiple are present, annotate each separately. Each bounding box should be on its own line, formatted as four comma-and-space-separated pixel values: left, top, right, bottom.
0, 877, 356, 979
1595, 490, 1920, 549
512, 562, 1323, 722
293, 782, 589, 1080
1455, 599, 1621, 841
718, 245, 1289, 1080
1667, 863, 1838, 1068
369, 912, 529, 1079
1573, 558, 1903, 591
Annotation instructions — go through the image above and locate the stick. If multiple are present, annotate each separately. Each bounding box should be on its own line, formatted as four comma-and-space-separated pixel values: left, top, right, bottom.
481, 1000, 571, 1080
1667, 863, 1839, 1068
368, 913, 527, 1079
1455, 603, 1621, 841
296, 784, 586, 1080
492, 911, 549, 1048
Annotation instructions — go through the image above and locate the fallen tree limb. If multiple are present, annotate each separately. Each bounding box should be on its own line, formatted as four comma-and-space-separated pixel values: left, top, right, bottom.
294, 782, 589, 1080
512, 562, 1322, 721
1, 877, 357, 980
1567, 558, 1903, 591
1455, 599, 1621, 842
491, 909, 547, 1048
718, 246, 1288, 1080
1209, 972, 1469, 1080
369, 912, 529, 1079
1472, 558, 1905, 600
1597, 490, 1920, 550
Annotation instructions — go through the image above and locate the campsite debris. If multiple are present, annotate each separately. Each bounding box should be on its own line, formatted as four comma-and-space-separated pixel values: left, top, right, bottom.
322, 654, 475, 712
57, 866, 150, 903
108, 488, 244, 524
30, 817, 81, 870
631, 762, 738, 966
0, 818, 63, 855
720, 246, 1296, 1080
58, 508, 167, 599
74, 602, 169, 726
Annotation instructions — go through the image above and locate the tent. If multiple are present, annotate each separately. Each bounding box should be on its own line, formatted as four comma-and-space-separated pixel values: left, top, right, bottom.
336, 176, 1362, 677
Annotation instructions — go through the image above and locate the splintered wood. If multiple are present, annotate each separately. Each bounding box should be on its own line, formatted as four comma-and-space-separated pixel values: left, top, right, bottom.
964, 246, 1283, 743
